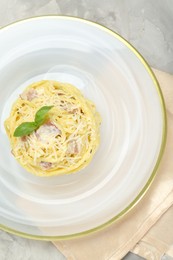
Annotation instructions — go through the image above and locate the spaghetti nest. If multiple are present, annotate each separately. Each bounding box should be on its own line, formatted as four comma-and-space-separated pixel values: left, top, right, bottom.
4, 81, 101, 176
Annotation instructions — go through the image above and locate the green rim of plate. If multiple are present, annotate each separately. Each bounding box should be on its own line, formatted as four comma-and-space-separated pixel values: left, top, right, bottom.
0, 15, 167, 241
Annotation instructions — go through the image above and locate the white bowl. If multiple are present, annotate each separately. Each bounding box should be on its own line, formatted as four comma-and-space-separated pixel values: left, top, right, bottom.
0, 16, 166, 239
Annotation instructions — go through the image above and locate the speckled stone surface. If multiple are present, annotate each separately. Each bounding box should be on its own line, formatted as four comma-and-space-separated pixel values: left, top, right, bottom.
0, 0, 173, 259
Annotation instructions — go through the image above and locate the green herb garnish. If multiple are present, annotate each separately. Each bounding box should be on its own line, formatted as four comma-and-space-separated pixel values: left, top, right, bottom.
14, 122, 38, 137
14, 106, 53, 137
35, 106, 53, 126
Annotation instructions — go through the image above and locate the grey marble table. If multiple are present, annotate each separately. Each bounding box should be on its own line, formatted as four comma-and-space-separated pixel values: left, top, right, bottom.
0, 0, 173, 259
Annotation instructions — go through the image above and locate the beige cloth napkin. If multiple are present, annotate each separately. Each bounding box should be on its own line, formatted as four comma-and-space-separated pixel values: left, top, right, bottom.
53, 69, 173, 260
132, 205, 173, 259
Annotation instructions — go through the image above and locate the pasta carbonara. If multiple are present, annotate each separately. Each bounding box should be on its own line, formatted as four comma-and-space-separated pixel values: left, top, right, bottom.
4, 80, 101, 176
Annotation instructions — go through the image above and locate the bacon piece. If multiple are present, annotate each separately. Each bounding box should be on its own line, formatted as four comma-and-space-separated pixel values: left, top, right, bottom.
67, 139, 81, 154
21, 136, 27, 142
20, 89, 38, 101
40, 161, 52, 170
36, 122, 61, 137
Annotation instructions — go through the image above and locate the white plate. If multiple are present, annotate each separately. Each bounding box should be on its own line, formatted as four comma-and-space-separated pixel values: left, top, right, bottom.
0, 16, 166, 239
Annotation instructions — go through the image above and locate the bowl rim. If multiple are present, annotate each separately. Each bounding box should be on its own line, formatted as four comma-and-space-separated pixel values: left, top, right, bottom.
0, 15, 167, 241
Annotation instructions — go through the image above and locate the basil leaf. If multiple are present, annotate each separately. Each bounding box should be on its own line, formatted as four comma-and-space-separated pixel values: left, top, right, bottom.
35, 106, 53, 126
14, 122, 37, 137
13, 105, 53, 137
